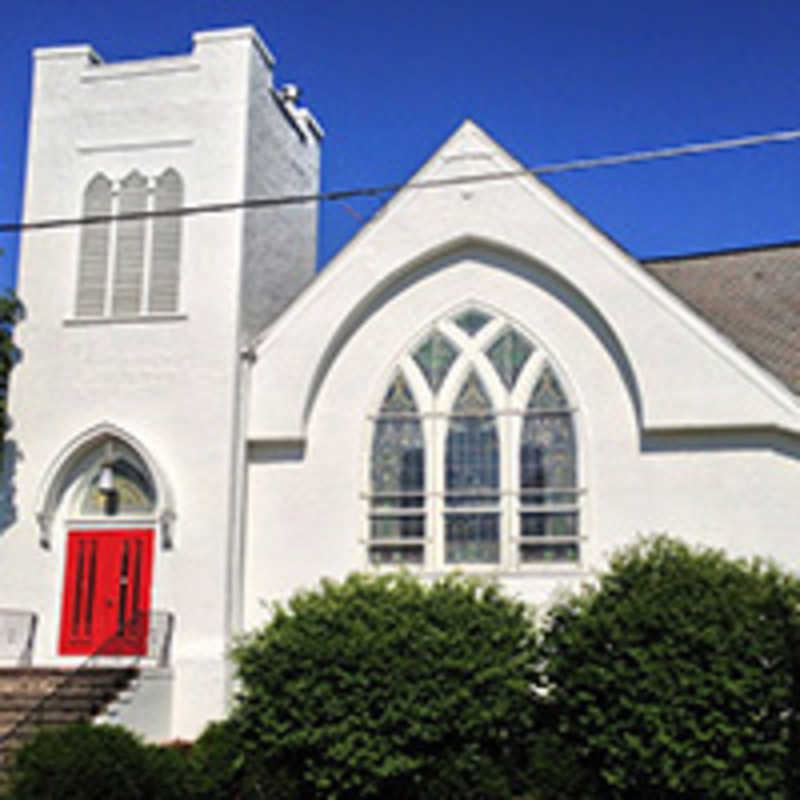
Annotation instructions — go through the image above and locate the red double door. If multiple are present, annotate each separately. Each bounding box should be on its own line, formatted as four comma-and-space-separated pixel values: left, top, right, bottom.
59, 529, 154, 656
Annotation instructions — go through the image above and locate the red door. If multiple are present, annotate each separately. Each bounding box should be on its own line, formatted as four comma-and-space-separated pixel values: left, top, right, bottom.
59, 529, 154, 656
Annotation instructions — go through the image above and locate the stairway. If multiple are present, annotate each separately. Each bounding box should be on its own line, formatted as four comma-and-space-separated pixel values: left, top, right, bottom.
0, 667, 138, 774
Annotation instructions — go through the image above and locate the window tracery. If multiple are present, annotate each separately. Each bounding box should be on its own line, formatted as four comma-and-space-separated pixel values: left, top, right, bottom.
412, 332, 458, 391
368, 308, 581, 570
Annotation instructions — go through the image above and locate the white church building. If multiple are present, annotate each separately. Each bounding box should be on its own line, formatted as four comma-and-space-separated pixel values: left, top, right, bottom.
1, 26, 798, 741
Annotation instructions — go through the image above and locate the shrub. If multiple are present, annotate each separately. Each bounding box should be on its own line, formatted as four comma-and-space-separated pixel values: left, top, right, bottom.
232, 572, 540, 799
539, 536, 800, 799
6, 722, 190, 800
186, 718, 284, 800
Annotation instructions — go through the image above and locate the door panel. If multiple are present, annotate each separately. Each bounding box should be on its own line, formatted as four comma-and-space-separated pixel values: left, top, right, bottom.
59, 529, 154, 655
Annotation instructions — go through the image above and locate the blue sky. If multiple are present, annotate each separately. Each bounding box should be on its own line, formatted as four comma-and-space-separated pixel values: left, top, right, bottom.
2, 0, 800, 291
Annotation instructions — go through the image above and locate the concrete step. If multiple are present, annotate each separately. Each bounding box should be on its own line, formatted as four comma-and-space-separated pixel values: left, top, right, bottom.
0, 666, 139, 776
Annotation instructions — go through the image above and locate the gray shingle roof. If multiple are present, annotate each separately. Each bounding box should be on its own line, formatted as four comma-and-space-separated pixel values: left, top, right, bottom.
642, 242, 800, 395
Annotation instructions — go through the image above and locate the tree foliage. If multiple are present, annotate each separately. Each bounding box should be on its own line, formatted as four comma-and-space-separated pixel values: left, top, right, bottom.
0, 289, 22, 435
232, 573, 540, 799
539, 536, 800, 799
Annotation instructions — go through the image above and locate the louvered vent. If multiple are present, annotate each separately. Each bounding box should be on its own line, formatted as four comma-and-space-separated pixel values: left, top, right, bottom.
148, 169, 182, 313
112, 171, 147, 316
75, 174, 112, 317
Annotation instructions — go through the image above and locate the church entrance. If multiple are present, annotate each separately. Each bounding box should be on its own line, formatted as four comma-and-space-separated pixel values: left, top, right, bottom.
58, 529, 154, 656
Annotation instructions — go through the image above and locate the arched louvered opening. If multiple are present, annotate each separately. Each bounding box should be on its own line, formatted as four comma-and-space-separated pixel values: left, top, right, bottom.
75, 174, 112, 317
74, 169, 185, 319
112, 171, 148, 315
149, 168, 183, 313
369, 373, 425, 565
519, 365, 579, 563
444, 371, 500, 563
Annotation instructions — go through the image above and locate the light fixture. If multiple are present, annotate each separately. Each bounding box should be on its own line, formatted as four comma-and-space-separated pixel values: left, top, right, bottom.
98, 462, 115, 494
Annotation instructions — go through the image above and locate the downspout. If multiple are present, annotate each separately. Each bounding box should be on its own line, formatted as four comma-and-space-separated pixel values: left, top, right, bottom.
223, 343, 255, 707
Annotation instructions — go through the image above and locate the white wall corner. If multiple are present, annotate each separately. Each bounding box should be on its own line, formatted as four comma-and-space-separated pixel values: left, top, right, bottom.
192, 26, 275, 68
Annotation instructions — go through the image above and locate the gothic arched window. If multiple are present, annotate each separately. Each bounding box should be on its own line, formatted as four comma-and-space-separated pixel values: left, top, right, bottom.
367, 308, 581, 570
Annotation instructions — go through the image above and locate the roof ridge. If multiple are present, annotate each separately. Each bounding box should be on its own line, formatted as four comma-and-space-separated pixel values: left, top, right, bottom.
643, 238, 800, 264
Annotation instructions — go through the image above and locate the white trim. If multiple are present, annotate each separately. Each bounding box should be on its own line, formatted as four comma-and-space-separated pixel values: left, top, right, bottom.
80, 57, 199, 82
77, 139, 194, 154
64, 313, 188, 326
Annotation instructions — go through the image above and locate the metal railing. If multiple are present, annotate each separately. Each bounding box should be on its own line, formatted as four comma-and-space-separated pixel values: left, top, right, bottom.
0, 609, 174, 763
0, 610, 37, 666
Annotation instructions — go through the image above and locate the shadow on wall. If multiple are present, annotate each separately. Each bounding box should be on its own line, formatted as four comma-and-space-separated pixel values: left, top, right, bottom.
0, 438, 19, 533
642, 428, 800, 459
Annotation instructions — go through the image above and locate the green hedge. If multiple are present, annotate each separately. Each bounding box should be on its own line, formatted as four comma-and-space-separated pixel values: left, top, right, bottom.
5, 723, 190, 800
539, 536, 800, 799
232, 572, 541, 799
7, 537, 798, 799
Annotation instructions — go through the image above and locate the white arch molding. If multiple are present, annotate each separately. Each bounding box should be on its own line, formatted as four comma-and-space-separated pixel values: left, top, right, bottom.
34, 422, 176, 550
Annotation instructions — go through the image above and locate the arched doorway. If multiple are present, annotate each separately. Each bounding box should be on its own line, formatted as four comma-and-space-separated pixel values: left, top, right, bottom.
57, 439, 158, 656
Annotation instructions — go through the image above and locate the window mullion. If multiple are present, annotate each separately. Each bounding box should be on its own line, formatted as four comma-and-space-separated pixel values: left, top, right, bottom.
140, 178, 155, 315
104, 184, 120, 316
429, 412, 441, 572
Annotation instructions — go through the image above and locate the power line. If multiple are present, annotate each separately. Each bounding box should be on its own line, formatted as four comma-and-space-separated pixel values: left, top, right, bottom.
1, 126, 799, 234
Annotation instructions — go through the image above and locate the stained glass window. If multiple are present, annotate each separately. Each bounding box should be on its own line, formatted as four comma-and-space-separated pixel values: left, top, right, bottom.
445, 372, 499, 563
369, 322, 581, 571
412, 332, 458, 392
452, 308, 492, 336
485, 327, 534, 390
520, 365, 578, 563
370, 374, 425, 564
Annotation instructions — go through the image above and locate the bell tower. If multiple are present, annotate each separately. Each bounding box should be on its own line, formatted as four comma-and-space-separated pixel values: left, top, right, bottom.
6, 26, 321, 739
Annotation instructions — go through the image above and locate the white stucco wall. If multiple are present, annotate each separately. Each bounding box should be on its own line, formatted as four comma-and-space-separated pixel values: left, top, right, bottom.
244, 246, 800, 627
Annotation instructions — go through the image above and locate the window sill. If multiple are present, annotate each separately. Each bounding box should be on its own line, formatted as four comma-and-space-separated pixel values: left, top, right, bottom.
64, 313, 188, 326
368, 563, 589, 578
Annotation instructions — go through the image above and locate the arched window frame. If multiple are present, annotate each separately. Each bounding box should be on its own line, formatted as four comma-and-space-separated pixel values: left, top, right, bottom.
35, 425, 176, 550
365, 306, 583, 572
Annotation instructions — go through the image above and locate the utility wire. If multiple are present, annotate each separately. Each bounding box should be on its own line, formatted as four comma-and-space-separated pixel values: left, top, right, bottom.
1, 126, 799, 234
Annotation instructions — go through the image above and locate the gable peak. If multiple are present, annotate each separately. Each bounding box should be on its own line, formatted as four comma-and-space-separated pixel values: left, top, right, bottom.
438, 119, 505, 164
